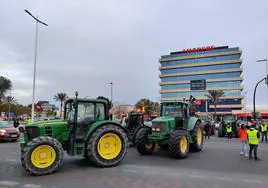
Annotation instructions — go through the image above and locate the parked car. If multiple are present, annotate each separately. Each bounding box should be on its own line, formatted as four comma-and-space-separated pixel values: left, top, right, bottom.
0, 121, 20, 142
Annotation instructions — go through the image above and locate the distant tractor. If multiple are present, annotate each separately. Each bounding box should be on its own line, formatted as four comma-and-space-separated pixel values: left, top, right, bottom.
20, 93, 128, 175
135, 96, 204, 159
216, 115, 239, 138
125, 112, 144, 146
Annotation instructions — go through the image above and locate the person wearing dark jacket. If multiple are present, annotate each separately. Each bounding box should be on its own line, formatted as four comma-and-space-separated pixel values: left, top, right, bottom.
204, 123, 210, 140
247, 123, 260, 160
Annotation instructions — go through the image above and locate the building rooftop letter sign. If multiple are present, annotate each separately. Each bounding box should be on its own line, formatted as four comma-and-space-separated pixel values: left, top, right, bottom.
182, 46, 214, 53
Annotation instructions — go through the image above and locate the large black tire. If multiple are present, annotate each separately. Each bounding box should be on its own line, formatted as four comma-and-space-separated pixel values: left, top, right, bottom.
135, 127, 155, 155
217, 127, 224, 137
190, 121, 204, 152
169, 129, 189, 159
21, 136, 64, 176
158, 144, 169, 150
87, 124, 128, 167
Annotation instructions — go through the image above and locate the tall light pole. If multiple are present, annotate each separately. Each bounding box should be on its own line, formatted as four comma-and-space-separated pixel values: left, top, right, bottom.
257, 58, 268, 111
243, 92, 247, 122
110, 82, 113, 103
25, 9, 48, 123
109, 82, 113, 120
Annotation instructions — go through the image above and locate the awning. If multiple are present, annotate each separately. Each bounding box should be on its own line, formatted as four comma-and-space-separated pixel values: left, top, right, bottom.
236, 113, 252, 117
260, 113, 268, 117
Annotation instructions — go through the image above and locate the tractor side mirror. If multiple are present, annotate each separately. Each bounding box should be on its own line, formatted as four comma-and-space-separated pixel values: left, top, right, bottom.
18, 126, 25, 133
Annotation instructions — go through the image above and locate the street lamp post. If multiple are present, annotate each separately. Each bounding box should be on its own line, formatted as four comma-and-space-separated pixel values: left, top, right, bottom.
243, 92, 247, 122
257, 58, 268, 110
24, 9, 48, 123
110, 82, 113, 120
253, 77, 266, 120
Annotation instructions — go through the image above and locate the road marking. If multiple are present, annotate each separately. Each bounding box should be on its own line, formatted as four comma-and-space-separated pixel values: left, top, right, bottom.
22, 184, 43, 188
123, 169, 137, 173
242, 179, 263, 184
0, 181, 20, 186
4, 159, 17, 162
189, 174, 208, 179
216, 177, 234, 181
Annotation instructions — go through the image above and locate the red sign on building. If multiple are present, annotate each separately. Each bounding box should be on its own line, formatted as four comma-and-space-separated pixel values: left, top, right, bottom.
182, 46, 214, 53
195, 99, 202, 105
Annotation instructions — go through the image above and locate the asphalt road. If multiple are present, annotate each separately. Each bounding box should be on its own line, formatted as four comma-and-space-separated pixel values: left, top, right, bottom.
0, 137, 268, 188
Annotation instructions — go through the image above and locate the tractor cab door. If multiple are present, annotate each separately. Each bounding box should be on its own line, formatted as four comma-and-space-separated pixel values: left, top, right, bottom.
70, 102, 106, 156
182, 104, 189, 129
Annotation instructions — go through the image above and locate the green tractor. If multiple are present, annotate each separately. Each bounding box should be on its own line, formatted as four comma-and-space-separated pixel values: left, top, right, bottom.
20, 93, 128, 175
135, 96, 203, 159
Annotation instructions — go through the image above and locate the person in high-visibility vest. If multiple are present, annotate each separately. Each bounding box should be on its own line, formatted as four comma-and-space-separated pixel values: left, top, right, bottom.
27, 118, 32, 125
226, 123, 233, 141
259, 122, 268, 143
247, 124, 260, 160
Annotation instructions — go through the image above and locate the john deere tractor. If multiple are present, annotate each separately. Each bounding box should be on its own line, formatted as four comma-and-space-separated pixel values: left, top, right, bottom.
20, 93, 128, 175
135, 96, 203, 159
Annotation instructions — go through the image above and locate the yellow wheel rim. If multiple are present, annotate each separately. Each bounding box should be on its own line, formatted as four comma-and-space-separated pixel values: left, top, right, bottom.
180, 136, 188, 153
197, 128, 203, 145
97, 133, 122, 160
145, 144, 153, 150
31, 145, 56, 169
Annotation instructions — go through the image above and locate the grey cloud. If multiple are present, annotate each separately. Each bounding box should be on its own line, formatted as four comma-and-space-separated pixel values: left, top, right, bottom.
0, 0, 268, 110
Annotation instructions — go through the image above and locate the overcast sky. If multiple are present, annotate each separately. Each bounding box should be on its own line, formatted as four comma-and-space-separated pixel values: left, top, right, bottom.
0, 0, 268, 110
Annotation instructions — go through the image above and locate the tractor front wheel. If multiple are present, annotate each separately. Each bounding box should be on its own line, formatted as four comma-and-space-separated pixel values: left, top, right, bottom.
87, 124, 128, 167
169, 129, 189, 159
135, 127, 155, 155
21, 136, 64, 175
190, 121, 204, 152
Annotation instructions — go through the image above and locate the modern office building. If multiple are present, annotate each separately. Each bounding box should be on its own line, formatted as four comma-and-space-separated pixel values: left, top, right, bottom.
159, 45, 243, 115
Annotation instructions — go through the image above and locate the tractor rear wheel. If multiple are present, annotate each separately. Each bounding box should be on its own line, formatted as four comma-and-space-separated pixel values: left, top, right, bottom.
135, 127, 155, 155
87, 124, 128, 167
158, 144, 169, 150
190, 121, 204, 152
169, 129, 189, 159
21, 136, 64, 176
217, 126, 224, 137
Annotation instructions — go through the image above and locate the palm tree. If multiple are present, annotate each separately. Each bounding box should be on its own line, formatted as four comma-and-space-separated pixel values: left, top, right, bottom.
54, 93, 68, 118
3, 95, 17, 121
205, 90, 225, 117
0, 76, 12, 102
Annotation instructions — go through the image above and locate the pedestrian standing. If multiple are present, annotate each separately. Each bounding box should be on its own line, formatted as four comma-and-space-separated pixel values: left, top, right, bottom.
259, 122, 268, 143
238, 124, 248, 157
226, 123, 233, 141
204, 123, 210, 140
247, 123, 260, 160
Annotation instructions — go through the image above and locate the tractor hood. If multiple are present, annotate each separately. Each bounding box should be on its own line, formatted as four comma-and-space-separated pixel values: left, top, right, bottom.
152, 116, 174, 122
26, 119, 68, 127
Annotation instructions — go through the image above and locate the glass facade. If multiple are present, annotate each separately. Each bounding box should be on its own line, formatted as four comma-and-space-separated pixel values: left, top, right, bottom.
159, 46, 243, 114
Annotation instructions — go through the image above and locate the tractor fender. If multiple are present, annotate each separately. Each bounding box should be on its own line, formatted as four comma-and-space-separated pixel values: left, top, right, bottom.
187, 117, 202, 131
85, 120, 128, 141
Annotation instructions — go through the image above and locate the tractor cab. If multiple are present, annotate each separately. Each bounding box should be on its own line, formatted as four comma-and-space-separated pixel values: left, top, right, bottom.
64, 95, 110, 155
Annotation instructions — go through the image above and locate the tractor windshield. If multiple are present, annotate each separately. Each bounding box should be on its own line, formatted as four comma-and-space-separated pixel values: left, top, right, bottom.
65, 102, 75, 121
162, 105, 183, 117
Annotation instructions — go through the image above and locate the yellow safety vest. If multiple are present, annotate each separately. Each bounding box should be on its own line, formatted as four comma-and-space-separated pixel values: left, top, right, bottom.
226, 125, 232, 133
27, 119, 32, 125
247, 129, 259, 145
261, 124, 267, 132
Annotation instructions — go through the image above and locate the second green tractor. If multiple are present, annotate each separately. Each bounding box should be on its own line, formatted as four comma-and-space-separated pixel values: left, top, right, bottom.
135, 96, 204, 159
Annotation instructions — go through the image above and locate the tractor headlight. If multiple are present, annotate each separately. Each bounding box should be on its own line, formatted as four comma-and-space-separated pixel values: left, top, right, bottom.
152, 122, 166, 132
0, 129, 6, 135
